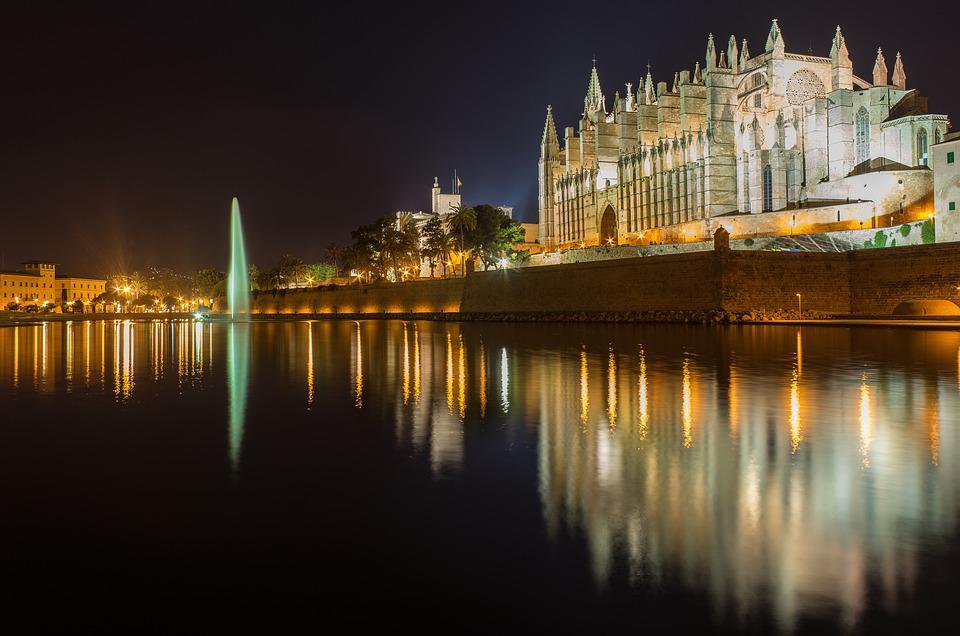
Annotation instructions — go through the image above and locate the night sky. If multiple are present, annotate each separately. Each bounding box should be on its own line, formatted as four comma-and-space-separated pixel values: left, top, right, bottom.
2, 1, 956, 275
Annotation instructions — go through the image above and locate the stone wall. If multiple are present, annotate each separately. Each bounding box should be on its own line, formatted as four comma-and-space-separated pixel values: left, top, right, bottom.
461, 252, 721, 314
244, 241, 960, 320
849, 243, 960, 314
721, 251, 851, 315
249, 277, 464, 316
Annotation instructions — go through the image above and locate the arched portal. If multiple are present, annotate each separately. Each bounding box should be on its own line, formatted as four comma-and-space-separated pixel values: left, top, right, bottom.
599, 206, 618, 245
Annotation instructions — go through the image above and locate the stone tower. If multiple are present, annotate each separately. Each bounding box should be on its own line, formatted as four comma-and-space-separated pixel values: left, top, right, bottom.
539, 105, 561, 245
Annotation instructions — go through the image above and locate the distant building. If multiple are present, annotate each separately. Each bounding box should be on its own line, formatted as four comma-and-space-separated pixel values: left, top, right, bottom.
933, 131, 960, 242
394, 177, 526, 276
539, 20, 950, 247
0, 261, 106, 308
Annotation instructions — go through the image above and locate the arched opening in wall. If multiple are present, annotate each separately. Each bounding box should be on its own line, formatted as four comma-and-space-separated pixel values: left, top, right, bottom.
599, 206, 618, 246
762, 164, 773, 212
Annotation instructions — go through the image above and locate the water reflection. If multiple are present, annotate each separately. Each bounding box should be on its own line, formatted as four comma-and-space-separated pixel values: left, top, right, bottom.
227, 322, 250, 475
1, 320, 959, 631
343, 323, 960, 629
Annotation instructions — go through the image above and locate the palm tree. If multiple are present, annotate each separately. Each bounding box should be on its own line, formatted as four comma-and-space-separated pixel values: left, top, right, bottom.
275, 254, 306, 288
324, 243, 345, 276
446, 204, 476, 277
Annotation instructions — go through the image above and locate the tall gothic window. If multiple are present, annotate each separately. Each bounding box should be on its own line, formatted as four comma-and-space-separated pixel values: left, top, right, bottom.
855, 107, 870, 168
917, 128, 929, 167
762, 164, 773, 212
742, 158, 751, 213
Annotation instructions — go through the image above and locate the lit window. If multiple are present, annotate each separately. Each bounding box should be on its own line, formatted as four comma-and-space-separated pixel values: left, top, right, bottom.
763, 164, 773, 211
855, 107, 870, 167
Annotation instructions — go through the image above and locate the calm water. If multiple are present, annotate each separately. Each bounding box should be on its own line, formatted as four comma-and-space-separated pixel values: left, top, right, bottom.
1, 319, 959, 632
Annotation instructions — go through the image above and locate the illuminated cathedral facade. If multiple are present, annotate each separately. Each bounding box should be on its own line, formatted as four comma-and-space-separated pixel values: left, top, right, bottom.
538, 20, 950, 247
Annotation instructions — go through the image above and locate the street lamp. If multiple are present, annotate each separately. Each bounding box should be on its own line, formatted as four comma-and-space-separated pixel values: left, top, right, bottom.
796, 293, 802, 320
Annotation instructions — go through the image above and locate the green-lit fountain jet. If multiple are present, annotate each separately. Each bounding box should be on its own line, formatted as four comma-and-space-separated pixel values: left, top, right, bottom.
227, 197, 250, 319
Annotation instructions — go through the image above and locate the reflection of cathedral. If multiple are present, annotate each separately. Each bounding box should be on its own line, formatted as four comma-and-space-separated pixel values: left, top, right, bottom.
538, 20, 950, 247
534, 328, 960, 630
344, 321, 960, 629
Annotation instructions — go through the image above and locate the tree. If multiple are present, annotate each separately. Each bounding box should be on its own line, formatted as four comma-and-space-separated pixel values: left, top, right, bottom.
421, 216, 449, 278
247, 264, 261, 292
305, 263, 336, 284
393, 215, 421, 280
324, 243, 346, 276
162, 295, 180, 311
463, 205, 525, 270
192, 269, 226, 300
447, 204, 477, 277
344, 245, 371, 286
350, 217, 394, 280
272, 254, 307, 289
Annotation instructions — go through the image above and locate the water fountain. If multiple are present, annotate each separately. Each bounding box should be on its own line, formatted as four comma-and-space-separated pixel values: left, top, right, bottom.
225, 197, 250, 476
227, 197, 250, 319
227, 321, 249, 476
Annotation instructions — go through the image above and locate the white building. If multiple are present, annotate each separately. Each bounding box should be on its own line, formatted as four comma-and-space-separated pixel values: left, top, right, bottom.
933, 131, 960, 242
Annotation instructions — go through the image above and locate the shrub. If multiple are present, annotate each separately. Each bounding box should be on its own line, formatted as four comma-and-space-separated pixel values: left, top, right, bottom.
873, 231, 887, 248
899, 224, 912, 237
744, 238, 755, 247
921, 219, 936, 244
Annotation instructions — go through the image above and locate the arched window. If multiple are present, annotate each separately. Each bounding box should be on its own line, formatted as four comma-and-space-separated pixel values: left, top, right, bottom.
762, 164, 773, 212
917, 128, 928, 167
855, 107, 870, 167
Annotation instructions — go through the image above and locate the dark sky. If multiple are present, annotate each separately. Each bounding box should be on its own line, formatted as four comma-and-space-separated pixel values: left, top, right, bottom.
1, 0, 955, 275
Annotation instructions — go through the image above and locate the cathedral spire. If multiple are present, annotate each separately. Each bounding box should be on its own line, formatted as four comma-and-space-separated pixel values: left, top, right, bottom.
693, 62, 702, 84
872, 48, 888, 86
740, 38, 751, 67
766, 18, 785, 56
644, 66, 655, 104
830, 25, 852, 90
727, 35, 739, 73
705, 33, 717, 70
541, 105, 559, 150
584, 60, 605, 116
892, 51, 906, 89
671, 72, 679, 93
